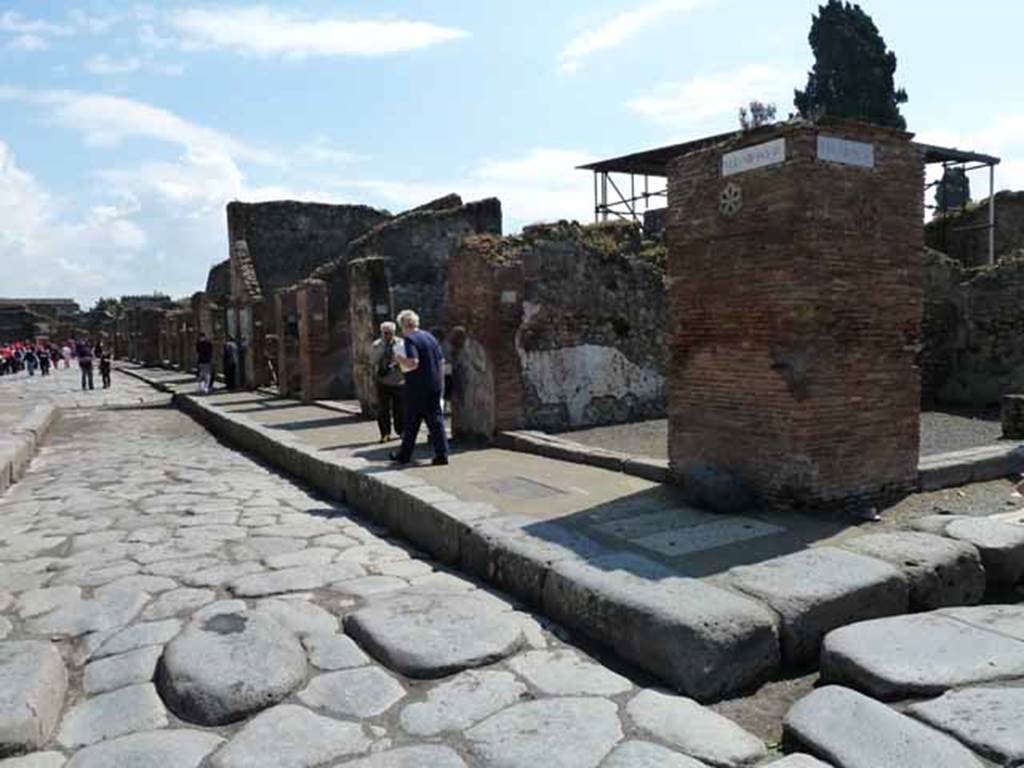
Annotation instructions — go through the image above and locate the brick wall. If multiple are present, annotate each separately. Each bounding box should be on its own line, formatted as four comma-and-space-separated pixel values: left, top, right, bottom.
667, 121, 923, 512
348, 257, 394, 413
275, 289, 301, 397
446, 221, 667, 437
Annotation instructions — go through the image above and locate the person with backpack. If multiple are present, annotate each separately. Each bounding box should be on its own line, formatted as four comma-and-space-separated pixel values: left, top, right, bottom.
370, 321, 405, 442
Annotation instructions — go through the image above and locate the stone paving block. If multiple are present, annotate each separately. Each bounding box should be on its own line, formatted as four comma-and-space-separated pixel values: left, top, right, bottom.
399, 670, 528, 736
141, 588, 216, 620
253, 597, 338, 636
907, 686, 1024, 766
820, 606, 1024, 699
542, 553, 780, 701
23, 587, 149, 638
0, 641, 67, 756
725, 547, 908, 666
0, 752, 67, 767
944, 517, 1024, 585
91, 619, 182, 659
158, 610, 307, 725
63, 729, 224, 768
783, 685, 984, 768
208, 704, 371, 768
335, 745, 468, 767
57, 683, 167, 748
343, 592, 524, 678
301, 632, 371, 670
625, 689, 766, 767
297, 667, 406, 718
839, 531, 985, 609
84, 646, 162, 695
601, 741, 710, 768
764, 757, 832, 767
331, 575, 408, 598
465, 697, 622, 768
507, 649, 632, 696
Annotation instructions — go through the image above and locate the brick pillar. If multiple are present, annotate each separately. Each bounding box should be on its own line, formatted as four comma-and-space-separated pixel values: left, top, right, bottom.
276, 289, 301, 398
349, 257, 393, 414
296, 280, 330, 402
667, 121, 923, 512
445, 236, 526, 439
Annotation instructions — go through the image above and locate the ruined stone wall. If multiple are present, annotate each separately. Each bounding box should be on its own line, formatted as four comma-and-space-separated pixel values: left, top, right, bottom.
135, 308, 165, 366
226, 201, 391, 294
923, 249, 1024, 405
446, 221, 667, 436
348, 257, 394, 413
925, 191, 1024, 268
667, 121, 923, 512
275, 289, 302, 397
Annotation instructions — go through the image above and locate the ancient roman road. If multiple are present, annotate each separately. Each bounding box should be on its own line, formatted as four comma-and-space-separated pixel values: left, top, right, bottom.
0, 369, 796, 767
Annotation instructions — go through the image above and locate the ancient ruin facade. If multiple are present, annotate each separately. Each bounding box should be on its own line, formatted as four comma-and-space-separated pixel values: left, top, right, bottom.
926, 191, 1024, 268
276, 195, 502, 403
446, 220, 667, 438
666, 121, 924, 512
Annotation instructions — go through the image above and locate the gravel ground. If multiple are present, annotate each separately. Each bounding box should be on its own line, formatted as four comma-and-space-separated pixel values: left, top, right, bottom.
557, 409, 1012, 460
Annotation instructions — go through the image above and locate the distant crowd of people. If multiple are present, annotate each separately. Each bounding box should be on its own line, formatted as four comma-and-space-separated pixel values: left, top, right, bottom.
0, 339, 111, 390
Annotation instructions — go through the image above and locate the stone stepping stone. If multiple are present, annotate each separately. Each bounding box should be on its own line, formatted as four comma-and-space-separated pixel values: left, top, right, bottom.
508, 649, 632, 697
64, 729, 224, 768
56, 683, 167, 749
301, 633, 370, 671
84, 646, 162, 695
336, 745, 468, 767
208, 704, 371, 768
625, 689, 766, 767
601, 741, 710, 767
399, 670, 527, 736
839, 531, 985, 609
784, 686, 984, 768
725, 547, 908, 666
907, 687, 1024, 766
943, 517, 1024, 585
297, 667, 405, 718
158, 610, 306, 725
254, 598, 337, 636
343, 592, 524, 678
821, 605, 1024, 699
465, 697, 621, 768
0, 752, 67, 767
0, 641, 67, 756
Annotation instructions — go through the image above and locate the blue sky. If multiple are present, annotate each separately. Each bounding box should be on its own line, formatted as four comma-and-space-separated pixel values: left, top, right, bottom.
1, 0, 1021, 305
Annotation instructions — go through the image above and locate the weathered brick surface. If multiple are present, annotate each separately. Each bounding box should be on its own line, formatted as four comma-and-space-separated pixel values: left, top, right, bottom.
666, 121, 923, 512
349, 257, 394, 413
275, 288, 301, 397
446, 221, 667, 437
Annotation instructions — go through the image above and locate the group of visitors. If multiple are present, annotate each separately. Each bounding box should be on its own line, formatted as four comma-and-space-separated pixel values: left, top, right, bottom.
371, 309, 451, 467
193, 334, 247, 395
0, 338, 111, 390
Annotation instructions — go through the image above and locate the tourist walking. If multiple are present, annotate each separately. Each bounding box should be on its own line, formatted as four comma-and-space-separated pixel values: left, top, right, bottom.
370, 321, 405, 442
196, 332, 214, 394
98, 346, 112, 389
390, 309, 448, 466
76, 339, 94, 390
37, 345, 51, 376
61, 342, 72, 369
23, 345, 37, 377
223, 337, 239, 391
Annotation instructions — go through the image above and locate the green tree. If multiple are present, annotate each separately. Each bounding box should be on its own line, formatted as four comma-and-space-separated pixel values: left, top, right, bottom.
91, 297, 122, 316
935, 167, 971, 213
738, 101, 777, 130
794, 0, 908, 129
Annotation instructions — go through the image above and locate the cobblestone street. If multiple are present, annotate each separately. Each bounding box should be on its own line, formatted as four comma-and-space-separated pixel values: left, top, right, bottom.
0, 369, 810, 767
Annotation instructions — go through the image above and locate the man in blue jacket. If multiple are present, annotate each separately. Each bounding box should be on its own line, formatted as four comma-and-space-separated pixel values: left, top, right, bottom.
390, 309, 449, 466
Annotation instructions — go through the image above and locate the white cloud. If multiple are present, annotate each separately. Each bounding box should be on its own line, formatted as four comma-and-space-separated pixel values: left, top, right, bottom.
84, 54, 143, 74
627, 64, 801, 129
5, 33, 48, 51
167, 6, 468, 58
0, 87, 277, 165
559, 0, 704, 75
0, 11, 69, 36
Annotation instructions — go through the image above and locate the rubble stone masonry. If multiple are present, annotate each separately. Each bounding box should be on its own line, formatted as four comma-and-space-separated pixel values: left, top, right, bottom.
666, 121, 924, 512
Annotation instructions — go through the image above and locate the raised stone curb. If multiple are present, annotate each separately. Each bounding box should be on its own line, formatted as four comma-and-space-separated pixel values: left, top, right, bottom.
918, 442, 1024, 491
0, 641, 67, 757
496, 430, 670, 482
0, 404, 58, 494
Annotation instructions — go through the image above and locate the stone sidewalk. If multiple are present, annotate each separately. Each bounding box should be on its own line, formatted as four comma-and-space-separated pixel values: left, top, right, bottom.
120, 365, 1024, 703
0, 368, 830, 767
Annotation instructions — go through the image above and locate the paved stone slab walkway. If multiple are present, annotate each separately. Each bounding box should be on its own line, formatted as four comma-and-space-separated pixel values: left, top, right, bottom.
1, 368, 799, 766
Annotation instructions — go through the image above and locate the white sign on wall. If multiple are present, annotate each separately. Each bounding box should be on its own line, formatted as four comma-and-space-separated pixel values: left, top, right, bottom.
817, 135, 874, 168
721, 138, 786, 176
